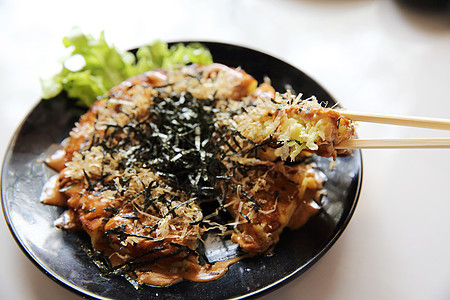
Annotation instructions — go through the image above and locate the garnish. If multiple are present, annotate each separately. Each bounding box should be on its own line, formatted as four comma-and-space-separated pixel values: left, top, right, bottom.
40, 27, 213, 107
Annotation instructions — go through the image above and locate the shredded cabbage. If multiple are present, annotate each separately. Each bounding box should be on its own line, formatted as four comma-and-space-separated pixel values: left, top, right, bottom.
41, 27, 213, 107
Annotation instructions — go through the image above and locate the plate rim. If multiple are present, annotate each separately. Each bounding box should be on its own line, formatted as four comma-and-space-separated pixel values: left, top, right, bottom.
1, 40, 363, 300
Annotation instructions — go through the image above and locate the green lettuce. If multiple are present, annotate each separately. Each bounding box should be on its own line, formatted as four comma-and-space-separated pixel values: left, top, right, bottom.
41, 28, 213, 107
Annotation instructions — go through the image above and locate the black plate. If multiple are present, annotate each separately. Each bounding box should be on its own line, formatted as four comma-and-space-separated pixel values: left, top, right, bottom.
1, 42, 362, 300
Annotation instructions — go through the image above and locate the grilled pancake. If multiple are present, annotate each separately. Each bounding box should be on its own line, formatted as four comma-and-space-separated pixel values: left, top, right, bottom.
42, 63, 355, 286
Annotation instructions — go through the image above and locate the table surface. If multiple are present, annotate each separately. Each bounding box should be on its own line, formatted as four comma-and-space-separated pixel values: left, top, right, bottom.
1, 0, 450, 299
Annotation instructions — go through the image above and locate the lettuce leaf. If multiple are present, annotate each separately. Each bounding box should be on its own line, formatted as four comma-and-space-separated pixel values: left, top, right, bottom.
41, 28, 213, 107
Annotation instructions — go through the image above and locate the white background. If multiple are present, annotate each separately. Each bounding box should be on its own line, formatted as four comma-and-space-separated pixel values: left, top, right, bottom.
1, 0, 450, 299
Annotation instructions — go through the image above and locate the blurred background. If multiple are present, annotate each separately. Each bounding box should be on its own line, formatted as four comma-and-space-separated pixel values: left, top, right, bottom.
1, 0, 449, 299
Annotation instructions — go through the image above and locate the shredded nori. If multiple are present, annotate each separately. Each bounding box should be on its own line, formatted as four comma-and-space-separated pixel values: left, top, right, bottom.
95, 91, 231, 206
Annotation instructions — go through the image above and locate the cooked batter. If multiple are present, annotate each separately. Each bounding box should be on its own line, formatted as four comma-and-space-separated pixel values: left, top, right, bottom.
41, 63, 355, 286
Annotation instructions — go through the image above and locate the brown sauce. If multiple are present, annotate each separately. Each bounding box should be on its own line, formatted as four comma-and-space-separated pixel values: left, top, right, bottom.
288, 199, 321, 230
44, 148, 66, 171
40, 174, 66, 206
136, 257, 243, 287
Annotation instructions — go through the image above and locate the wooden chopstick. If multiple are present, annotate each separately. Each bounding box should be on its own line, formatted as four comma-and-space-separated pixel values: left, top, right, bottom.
335, 138, 450, 149
332, 111, 450, 149
339, 111, 450, 130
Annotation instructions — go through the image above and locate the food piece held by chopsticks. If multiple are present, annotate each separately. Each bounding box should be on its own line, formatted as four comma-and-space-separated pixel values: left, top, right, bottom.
231, 91, 356, 160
